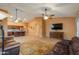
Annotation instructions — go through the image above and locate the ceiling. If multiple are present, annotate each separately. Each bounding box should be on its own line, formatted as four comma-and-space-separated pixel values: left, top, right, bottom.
0, 3, 79, 22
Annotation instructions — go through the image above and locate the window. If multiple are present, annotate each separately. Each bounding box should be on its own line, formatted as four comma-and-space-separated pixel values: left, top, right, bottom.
77, 16, 79, 37
0, 13, 6, 19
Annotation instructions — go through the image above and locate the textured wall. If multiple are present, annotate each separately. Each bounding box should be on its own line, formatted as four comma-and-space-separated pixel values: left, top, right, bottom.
28, 17, 43, 37
45, 17, 76, 40
27, 17, 76, 39
7, 17, 76, 39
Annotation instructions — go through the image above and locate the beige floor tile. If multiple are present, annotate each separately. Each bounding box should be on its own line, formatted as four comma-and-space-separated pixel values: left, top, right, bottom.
14, 36, 60, 55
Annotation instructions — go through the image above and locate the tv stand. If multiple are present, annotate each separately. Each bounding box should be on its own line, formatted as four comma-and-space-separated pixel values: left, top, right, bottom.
50, 32, 64, 39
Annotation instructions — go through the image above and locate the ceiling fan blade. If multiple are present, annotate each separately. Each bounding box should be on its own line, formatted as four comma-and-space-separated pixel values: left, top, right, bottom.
50, 14, 55, 16
48, 14, 55, 19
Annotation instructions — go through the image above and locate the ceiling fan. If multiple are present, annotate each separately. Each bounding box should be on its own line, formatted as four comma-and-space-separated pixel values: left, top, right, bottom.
10, 8, 26, 23
41, 8, 55, 20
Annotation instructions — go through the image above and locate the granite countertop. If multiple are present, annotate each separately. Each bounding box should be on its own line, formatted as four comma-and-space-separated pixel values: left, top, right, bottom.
0, 36, 14, 37
8, 29, 25, 32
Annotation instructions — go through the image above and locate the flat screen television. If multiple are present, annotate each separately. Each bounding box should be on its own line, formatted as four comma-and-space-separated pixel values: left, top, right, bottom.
51, 23, 63, 30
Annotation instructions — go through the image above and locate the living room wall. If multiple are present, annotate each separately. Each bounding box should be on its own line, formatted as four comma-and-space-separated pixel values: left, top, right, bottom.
23, 16, 76, 40
28, 17, 43, 37
46, 17, 76, 40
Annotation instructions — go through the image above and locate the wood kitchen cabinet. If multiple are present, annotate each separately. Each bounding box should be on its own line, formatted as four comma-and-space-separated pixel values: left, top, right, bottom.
8, 31, 25, 37
14, 31, 25, 37
8, 25, 25, 37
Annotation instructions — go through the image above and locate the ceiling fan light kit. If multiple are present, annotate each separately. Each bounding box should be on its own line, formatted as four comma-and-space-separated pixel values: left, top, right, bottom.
10, 8, 26, 23
43, 15, 48, 20
42, 7, 54, 20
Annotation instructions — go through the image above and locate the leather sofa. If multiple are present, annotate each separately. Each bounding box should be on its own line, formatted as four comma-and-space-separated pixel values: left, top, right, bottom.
49, 40, 70, 55
69, 37, 79, 55
47, 36, 79, 55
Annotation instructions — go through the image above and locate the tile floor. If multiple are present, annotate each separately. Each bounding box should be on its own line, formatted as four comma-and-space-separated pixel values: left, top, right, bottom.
14, 36, 60, 55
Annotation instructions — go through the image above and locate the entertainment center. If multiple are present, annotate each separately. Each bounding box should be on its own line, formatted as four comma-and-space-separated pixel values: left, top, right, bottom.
50, 23, 64, 39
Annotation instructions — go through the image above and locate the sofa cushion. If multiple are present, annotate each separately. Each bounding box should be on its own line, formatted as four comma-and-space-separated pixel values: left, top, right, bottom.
70, 36, 79, 55
52, 40, 70, 55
